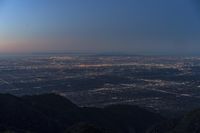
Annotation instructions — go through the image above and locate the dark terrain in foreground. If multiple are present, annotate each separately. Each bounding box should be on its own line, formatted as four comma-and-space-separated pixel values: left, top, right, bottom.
0, 93, 200, 133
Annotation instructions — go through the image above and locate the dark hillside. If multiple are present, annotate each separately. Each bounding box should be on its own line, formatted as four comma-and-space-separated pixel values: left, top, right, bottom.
0, 93, 164, 133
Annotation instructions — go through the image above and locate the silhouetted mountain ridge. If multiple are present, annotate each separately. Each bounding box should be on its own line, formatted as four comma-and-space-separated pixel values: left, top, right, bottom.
0, 93, 164, 133
148, 108, 200, 133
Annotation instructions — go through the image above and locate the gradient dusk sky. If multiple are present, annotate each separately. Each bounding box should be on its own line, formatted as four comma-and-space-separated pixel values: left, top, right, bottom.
0, 0, 200, 54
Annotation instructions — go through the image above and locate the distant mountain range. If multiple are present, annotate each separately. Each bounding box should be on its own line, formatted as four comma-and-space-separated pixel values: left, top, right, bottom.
0, 94, 199, 133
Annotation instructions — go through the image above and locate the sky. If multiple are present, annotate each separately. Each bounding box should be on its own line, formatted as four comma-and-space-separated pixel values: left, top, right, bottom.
0, 0, 200, 54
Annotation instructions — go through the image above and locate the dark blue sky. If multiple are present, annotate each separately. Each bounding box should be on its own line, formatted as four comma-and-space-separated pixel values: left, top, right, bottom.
0, 0, 200, 54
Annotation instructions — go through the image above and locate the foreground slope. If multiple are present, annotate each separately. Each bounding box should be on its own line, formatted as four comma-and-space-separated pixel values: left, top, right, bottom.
149, 108, 200, 133
0, 93, 164, 133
